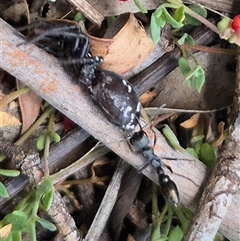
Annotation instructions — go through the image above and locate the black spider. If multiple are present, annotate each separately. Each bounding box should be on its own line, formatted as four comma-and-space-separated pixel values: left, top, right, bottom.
24, 19, 140, 133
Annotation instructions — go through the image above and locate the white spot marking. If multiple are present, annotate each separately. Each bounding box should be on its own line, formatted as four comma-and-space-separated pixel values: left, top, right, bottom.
123, 106, 132, 118
126, 122, 135, 130
122, 79, 132, 93
130, 113, 135, 121
136, 102, 141, 113
122, 79, 127, 86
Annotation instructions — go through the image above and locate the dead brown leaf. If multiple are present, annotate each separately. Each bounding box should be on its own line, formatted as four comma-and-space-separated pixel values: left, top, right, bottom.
17, 81, 42, 134
210, 122, 226, 148
126, 234, 136, 241
180, 113, 200, 129
0, 111, 21, 127
82, 13, 154, 75
139, 88, 158, 106
0, 224, 12, 239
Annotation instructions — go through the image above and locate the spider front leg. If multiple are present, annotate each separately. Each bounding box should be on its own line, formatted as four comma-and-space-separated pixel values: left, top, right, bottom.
26, 22, 90, 59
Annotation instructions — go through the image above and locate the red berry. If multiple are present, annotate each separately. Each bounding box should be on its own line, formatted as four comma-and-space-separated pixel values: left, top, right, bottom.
63, 116, 76, 131
231, 15, 240, 33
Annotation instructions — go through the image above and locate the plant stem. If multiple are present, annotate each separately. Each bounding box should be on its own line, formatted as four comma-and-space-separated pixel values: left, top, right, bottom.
182, 43, 237, 55
15, 106, 55, 146
0, 87, 29, 110
28, 216, 37, 241
62, 175, 111, 185
163, 204, 172, 236
183, 5, 220, 34
43, 109, 55, 177
187, 49, 199, 65
49, 143, 109, 184
43, 135, 51, 177
174, 206, 190, 233
167, 0, 220, 34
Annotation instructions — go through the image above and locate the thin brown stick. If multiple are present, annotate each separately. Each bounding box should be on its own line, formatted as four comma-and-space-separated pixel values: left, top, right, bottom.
67, 0, 104, 26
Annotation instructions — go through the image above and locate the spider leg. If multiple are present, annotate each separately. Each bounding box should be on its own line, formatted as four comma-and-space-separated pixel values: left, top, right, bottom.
27, 26, 90, 59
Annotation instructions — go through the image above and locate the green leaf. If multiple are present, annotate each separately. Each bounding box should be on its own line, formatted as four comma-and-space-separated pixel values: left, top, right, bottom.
154, 6, 163, 18
74, 12, 85, 22
155, 237, 168, 241
162, 124, 183, 152
168, 225, 183, 241
184, 5, 207, 26
35, 216, 57, 231
36, 135, 45, 151
178, 57, 191, 77
177, 33, 188, 45
42, 188, 54, 211
189, 66, 205, 92
156, 14, 167, 28
162, 7, 184, 28
2, 211, 29, 232
174, 206, 192, 233
182, 64, 205, 93
186, 147, 198, 159
199, 143, 216, 169
190, 135, 205, 145
151, 225, 162, 240
194, 143, 201, 154
37, 178, 54, 196
49, 131, 61, 144
151, 13, 161, 44
174, 6, 185, 23
0, 169, 20, 177
133, 0, 147, 13
0, 182, 9, 198
185, 34, 194, 44
177, 33, 194, 46
179, 205, 194, 220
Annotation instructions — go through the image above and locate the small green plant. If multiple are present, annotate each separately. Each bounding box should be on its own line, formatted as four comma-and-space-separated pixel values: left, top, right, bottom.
0, 178, 56, 241
178, 56, 205, 93
0, 170, 20, 198
150, 184, 192, 241
36, 107, 61, 177
132, 0, 240, 92
161, 120, 227, 170
183, 118, 227, 170
149, 0, 217, 43
0, 155, 20, 198
186, 135, 217, 170
0, 99, 61, 240
150, 1, 209, 92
